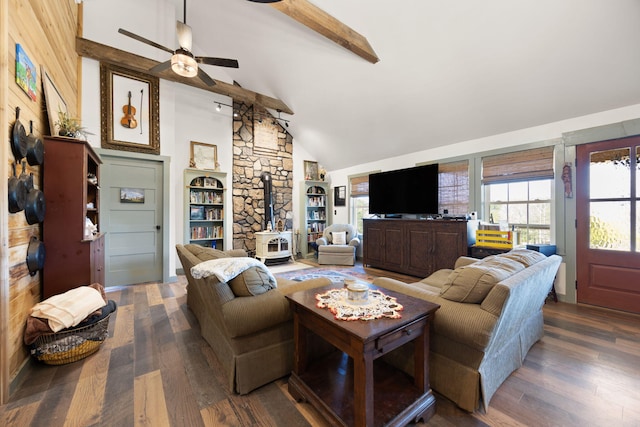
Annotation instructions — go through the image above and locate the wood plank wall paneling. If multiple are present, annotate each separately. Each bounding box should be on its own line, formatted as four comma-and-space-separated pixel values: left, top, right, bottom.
3, 0, 80, 402
1, 0, 11, 406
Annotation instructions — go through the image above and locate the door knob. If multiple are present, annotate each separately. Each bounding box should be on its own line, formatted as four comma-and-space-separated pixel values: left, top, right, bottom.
156, 225, 161, 230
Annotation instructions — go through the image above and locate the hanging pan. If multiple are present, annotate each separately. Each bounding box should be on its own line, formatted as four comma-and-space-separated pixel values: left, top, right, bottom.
11, 106, 28, 161
25, 187, 46, 224
19, 161, 34, 192
8, 163, 27, 213
26, 121, 44, 166
26, 236, 45, 276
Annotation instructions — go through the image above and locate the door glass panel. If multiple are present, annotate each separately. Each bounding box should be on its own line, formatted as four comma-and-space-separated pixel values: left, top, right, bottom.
589, 201, 630, 251
590, 148, 630, 199
637, 208, 640, 253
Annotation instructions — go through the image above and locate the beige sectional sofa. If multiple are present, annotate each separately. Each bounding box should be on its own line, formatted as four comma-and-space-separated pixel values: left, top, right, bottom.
373, 249, 562, 412
176, 244, 331, 394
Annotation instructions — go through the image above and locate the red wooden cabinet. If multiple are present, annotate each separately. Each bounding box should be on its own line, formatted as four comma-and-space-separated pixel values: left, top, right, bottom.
42, 136, 104, 298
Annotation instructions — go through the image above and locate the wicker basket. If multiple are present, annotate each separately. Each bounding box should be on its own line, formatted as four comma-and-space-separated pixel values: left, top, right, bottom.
30, 313, 112, 365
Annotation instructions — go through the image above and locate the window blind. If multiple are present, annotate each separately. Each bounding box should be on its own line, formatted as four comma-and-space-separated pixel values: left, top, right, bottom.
350, 175, 369, 197
438, 160, 469, 215
482, 146, 554, 184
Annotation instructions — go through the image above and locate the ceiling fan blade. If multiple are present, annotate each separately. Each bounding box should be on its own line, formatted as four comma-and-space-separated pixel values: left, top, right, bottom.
196, 56, 239, 69
176, 21, 193, 51
197, 68, 216, 86
118, 28, 175, 54
150, 60, 172, 73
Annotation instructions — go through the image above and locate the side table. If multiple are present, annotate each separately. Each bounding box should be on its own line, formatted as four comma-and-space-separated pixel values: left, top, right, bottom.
286, 284, 440, 427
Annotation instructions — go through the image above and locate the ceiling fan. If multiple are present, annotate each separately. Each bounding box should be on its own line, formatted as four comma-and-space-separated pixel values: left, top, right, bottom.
118, 0, 240, 86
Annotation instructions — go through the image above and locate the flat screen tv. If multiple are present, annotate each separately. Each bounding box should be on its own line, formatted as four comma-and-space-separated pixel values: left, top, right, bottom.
369, 164, 439, 216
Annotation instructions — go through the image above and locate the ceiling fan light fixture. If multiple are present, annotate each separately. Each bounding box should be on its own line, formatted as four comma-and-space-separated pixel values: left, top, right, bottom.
171, 53, 198, 78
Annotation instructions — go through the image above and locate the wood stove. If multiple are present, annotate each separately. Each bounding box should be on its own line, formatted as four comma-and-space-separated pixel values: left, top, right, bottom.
255, 231, 293, 263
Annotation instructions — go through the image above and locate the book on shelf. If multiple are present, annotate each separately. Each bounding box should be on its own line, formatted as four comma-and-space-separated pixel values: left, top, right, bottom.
190, 190, 223, 204
190, 225, 223, 240
205, 207, 223, 220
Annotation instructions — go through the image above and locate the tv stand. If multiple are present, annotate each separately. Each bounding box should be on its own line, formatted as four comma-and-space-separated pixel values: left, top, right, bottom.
363, 218, 472, 278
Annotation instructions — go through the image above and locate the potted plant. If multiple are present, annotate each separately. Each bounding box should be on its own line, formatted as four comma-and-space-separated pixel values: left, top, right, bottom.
55, 110, 92, 139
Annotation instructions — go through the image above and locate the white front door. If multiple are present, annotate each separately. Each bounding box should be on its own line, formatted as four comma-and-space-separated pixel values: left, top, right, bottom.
101, 155, 163, 286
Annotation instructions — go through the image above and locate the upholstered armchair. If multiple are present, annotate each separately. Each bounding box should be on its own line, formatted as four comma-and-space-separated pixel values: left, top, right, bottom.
316, 223, 360, 265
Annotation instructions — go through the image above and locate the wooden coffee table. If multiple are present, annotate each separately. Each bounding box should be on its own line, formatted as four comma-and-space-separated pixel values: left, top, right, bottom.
286, 284, 440, 427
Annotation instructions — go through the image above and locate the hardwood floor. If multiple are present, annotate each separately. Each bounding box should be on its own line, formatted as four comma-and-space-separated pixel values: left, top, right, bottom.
2, 262, 640, 426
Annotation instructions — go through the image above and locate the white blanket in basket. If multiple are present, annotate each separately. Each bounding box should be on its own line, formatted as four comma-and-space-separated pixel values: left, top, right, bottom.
191, 257, 277, 286
30, 286, 106, 332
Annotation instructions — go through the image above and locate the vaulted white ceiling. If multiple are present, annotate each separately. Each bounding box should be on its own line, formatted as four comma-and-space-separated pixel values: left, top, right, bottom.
96, 0, 640, 171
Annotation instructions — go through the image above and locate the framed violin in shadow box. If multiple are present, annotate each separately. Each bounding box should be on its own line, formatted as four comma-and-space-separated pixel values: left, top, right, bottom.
100, 62, 160, 154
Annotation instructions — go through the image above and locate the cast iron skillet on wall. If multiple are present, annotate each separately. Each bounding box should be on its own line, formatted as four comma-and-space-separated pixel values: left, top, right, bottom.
25, 186, 45, 224
11, 106, 28, 161
8, 163, 27, 213
26, 236, 45, 276
26, 121, 44, 166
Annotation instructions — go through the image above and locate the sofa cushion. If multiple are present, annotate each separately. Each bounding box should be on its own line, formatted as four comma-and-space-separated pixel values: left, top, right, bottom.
228, 266, 276, 297
332, 231, 347, 245
440, 257, 525, 303
498, 248, 547, 267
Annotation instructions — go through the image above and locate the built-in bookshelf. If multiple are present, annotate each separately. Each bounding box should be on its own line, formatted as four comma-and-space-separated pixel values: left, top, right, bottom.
300, 181, 330, 258
184, 169, 226, 249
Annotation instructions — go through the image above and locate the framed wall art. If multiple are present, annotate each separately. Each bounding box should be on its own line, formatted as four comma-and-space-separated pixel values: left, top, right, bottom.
120, 188, 145, 203
16, 44, 37, 101
100, 62, 160, 154
41, 65, 67, 136
304, 160, 319, 181
334, 186, 346, 207
190, 141, 219, 170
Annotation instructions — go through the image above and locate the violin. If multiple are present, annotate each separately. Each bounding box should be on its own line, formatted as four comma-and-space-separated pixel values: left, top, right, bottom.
120, 91, 138, 129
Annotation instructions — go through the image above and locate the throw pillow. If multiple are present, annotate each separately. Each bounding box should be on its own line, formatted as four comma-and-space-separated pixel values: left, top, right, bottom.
228, 266, 276, 297
440, 257, 525, 303
332, 231, 347, 245
498, 248, 547, 267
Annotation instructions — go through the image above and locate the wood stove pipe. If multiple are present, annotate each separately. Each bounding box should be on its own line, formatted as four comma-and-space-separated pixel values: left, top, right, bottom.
261, 172, 275, 231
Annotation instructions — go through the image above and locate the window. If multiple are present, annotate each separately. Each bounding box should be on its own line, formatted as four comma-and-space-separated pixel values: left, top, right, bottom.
486, 180, 552, 244
438, 160, 469, 215
482, 146, 555, 245
349, 175, 369, 234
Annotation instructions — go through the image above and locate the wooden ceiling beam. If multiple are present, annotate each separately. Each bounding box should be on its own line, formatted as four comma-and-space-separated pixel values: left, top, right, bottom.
75, 37, 294, 114
270, 0, 379, 64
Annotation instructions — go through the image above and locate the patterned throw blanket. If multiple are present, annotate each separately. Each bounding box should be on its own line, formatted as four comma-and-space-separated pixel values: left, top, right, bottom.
191, 257, 277, 286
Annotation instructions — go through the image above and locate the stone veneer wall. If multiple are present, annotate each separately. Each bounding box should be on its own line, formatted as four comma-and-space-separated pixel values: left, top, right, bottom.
232, 102, 294, 254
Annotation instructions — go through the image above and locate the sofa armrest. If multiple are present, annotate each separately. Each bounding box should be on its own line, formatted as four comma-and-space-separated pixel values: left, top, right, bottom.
220, 277, 332, 338
316, 237, 329, 246
221, 290, 291, 338
348, 237, 361, 247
